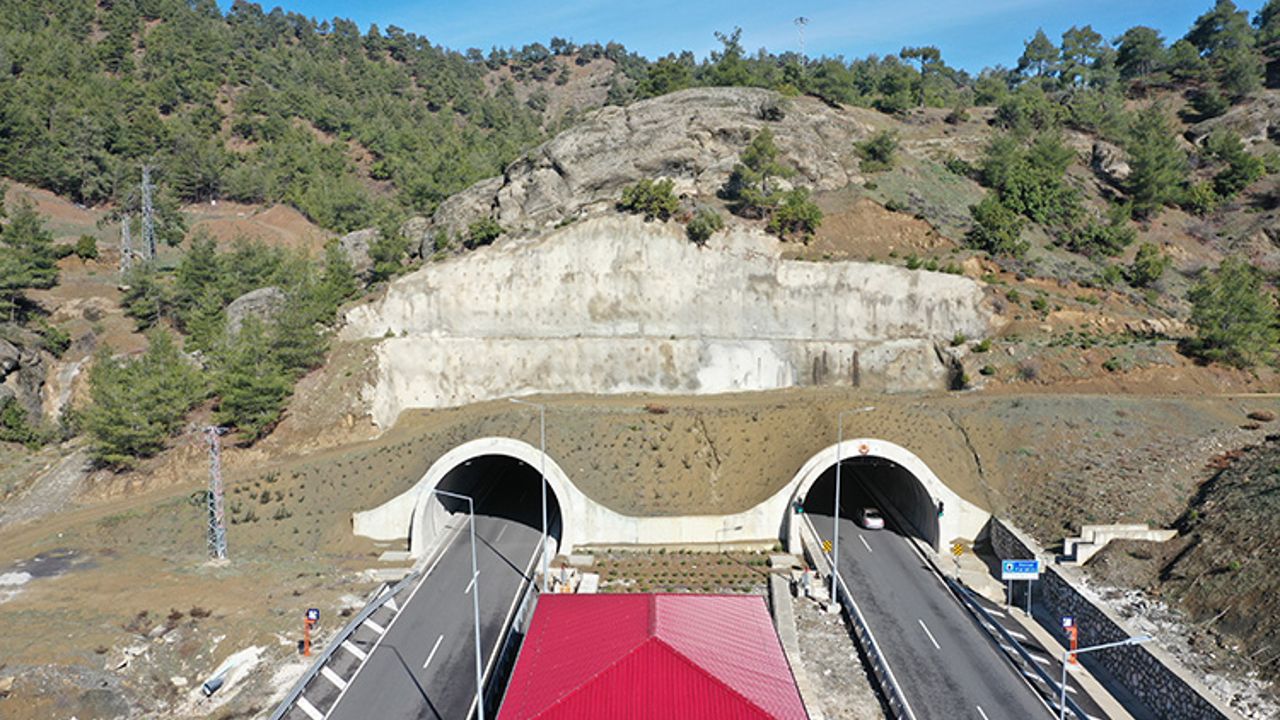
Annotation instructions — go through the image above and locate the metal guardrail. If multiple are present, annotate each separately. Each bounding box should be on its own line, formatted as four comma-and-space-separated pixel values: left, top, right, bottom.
800, 514, 917, 720
268, 566, 422, 720
482, 549, 543, 714
949, 580, 1090, 720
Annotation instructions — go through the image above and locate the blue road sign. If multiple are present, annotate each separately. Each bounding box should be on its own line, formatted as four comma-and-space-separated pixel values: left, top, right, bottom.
305, 608, 320, 622
1001, 559, 1042, 580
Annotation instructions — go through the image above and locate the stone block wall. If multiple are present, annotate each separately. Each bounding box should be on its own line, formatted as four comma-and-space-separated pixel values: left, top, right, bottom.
989, 518, 1242, 720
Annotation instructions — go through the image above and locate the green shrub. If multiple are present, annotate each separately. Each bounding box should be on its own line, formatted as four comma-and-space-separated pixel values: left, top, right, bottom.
1127, 242, 1170, 288
973, 339, 992, 353
766, 188, 823, 240
1189, 87, 1230, 120
618, 178, 680, 221
685, 208, 724, 246
465, 218, 504, 249
1065, 207, 1136, 257
979, 364, 996, 376
35, 321, 70, 357
966, 195, 1028, 257
1206, 131, 1265, 199
1182, 181, 1220, 216
0, 396, 46, 449
1102, 356, 1123, 372
74, 235, 99, 260
855, 130, 899, 173
1030, 294, 1049, 314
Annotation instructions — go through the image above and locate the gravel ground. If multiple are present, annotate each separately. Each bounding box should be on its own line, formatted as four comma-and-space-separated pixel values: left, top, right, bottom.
793, 594, 889, 720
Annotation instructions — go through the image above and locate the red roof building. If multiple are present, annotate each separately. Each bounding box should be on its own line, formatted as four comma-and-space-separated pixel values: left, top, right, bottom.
497, 594, 809, 719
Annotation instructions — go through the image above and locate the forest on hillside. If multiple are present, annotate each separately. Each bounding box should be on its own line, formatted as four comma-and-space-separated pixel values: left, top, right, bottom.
4, 0, 1280, 464
2, 0, 1279, 233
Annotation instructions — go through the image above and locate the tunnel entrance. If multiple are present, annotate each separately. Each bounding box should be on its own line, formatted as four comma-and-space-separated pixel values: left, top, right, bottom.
417, 454, 564, 557
803, 457, 940, 550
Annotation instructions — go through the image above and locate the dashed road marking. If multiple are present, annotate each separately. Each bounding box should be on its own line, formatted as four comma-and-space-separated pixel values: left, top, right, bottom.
975, 706, 990, 720
918, 619, 941, 650
465, 572, 478, 595
364, 618, 386, 635
859, 535, 872, 553
423, 634, 445, 670
321, 666, 348, 690
296, 696, 324, 720
341, 640, 367, 661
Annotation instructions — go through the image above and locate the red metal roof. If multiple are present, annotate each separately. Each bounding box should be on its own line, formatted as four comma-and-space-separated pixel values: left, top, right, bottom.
497, 594, 809, 720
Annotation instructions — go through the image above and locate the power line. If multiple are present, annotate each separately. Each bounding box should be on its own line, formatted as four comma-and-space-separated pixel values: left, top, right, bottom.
795, 16, 810, 59
141, 164, 156, 261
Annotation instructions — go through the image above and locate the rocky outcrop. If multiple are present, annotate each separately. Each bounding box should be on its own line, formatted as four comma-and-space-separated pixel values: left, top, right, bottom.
409, 87, 881, 254
338, 228, 379, 279
225, 287, 285, 337
0, 331, 47, 423
342, 215, 996, 427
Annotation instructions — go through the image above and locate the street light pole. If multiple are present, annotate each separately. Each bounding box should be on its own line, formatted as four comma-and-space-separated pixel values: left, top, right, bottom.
1058, 635, 1152, 720
830, 407, 874, 603
509, 398, 549, 593
429, 488, 486, 720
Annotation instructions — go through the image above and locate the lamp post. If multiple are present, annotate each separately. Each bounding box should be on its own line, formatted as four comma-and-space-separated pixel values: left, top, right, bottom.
509, 398, 549, 593
1058, 635, 1152, 720
830, 407, 874, 602
429, 488, 485, 720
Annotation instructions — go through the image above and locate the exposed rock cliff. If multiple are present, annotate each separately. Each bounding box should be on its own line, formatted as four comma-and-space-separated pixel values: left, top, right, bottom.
413, 87, 881, 253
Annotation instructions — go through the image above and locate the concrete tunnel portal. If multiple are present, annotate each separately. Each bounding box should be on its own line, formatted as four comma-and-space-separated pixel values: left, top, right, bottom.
802, 458, 941, 549
423, 454, 564, 554
354, 436, 989, 556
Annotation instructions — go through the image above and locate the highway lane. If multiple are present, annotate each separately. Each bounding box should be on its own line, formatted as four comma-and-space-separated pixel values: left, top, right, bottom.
810, 482, 1051, 720
328, 476, 547, 720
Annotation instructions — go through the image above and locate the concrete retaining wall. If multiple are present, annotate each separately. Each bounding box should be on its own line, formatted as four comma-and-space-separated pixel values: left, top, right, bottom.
989, 518, 1243, 720
341, 216, 995, 427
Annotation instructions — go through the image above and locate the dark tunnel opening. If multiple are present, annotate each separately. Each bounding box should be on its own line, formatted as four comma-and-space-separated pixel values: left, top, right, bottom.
804, 457, 940, 550
432, 455, 564, 551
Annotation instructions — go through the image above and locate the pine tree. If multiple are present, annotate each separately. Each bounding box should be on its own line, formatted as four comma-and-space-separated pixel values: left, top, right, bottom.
83, 331, 204, 466
724, 128, 793, 218
173, 232, 220, 326
215, 317, 293, 439
1018, 29, 1059, 78
271, 287, 329, 376
0, 200, 59, 321
1188, 256, 1278, 368
318, 243, 358, 314
1124, 106, 1188, 218
1116, 27, 1167, 80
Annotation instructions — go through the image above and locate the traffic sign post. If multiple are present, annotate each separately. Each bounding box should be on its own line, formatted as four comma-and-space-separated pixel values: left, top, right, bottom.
303, 608, 320, 657
1001, 560, 1041, 614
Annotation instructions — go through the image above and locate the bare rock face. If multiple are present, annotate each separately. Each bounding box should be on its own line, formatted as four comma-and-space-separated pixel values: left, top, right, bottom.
0, 338, 18, 376
338, 228, 379, 279
0, 333, 46, 421
225, 287, 286, 338
418, 87, 879, 254
1186, 94, 1280, 147
1091, 141, 1131, 184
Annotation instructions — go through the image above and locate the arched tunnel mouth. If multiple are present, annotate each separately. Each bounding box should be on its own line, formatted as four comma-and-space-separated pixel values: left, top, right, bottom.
431, 454, 564, 555
802, 457, 941, 550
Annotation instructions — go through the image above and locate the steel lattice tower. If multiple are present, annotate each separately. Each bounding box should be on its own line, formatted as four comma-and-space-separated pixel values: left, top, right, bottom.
205, 426, 228, 560
141, 165, 156, 261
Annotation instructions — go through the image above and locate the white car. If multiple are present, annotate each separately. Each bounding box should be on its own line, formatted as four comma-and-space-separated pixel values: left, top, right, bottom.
857, 507, 885, 530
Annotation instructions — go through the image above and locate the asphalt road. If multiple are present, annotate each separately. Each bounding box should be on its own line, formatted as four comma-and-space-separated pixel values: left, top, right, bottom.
810, 482, 1052, 720
328, 477, 546, 720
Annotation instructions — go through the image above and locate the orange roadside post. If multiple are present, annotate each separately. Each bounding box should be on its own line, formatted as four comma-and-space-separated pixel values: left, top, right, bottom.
304, 608, 320, 656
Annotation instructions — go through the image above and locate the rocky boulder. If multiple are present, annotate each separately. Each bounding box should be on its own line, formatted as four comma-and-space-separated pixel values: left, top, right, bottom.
0, 338, 18, 377
338, 228, 379, 279
226, 287, 286, 338
418, 87, 880, 254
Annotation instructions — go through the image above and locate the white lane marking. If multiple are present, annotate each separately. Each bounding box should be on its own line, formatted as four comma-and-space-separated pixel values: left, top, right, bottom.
297, 696, 324, 720
858, 535, 872, 553
341, 640, 367, 661
465, 572, 478, 595
385, 597, 398, 612
975, 706, 990, 720
321, 666, 348, 690
985, 608, 1006, 618
918, 619, 941, 650
364, 618, 385, 635
324, 522, 462, 719
422, 634, 445, 670
1006, 629, 1029, 640
494, 524, 509, 544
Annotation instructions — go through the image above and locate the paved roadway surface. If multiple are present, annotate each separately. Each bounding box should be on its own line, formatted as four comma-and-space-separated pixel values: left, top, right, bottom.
327, 475, 545, 720
810, 481, 1052, 720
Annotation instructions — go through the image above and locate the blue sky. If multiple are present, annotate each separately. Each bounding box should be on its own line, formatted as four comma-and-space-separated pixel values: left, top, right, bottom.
233, 1, 1267, 71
